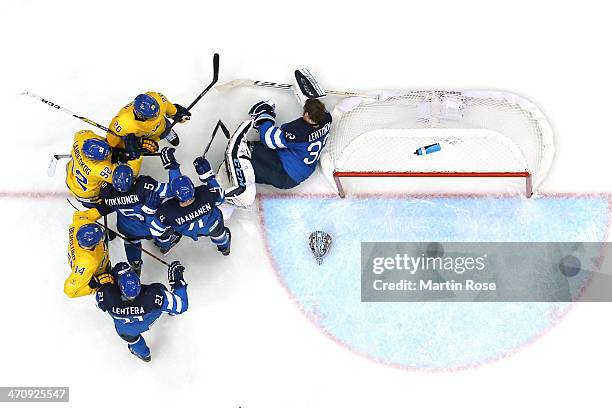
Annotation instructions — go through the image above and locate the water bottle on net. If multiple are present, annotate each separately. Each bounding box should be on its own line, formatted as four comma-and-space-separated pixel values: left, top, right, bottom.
414, 143, 441, 156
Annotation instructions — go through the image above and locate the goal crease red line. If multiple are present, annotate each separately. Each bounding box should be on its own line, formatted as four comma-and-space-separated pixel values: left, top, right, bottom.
332, 171, 533, 198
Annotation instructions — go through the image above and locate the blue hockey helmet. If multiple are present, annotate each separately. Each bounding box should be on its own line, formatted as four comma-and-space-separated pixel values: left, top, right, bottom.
76, 223, 105, 248
133, 93, 159, 120
117, 264, 141, 300
112, 165, 134, 193
82, 139, 110, 161
170, 175, 195, 202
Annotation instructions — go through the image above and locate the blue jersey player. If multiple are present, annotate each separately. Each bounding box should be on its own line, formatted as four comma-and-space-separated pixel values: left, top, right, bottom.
150, 150, 231, 255
95, 261, 188, 362
248, 98, 332, 189
96, 164, 180, 274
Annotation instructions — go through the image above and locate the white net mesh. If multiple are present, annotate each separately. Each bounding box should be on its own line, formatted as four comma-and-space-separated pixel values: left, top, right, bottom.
322, 90, 555, 192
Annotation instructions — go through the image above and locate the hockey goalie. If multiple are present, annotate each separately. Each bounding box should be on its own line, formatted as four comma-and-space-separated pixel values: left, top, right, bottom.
215, 68, 330, 216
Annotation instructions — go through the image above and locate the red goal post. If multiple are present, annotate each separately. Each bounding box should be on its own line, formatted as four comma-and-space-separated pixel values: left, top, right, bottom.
321, 90, 554, 198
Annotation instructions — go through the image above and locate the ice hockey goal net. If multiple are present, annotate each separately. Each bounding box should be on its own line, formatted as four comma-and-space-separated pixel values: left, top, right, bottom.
320, 90, 555, 197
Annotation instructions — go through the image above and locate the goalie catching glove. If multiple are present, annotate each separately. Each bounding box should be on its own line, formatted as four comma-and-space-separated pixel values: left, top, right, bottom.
248, 100, 276, 129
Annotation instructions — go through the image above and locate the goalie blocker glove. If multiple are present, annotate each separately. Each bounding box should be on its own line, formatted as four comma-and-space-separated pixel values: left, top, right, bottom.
248, 100, 276, 129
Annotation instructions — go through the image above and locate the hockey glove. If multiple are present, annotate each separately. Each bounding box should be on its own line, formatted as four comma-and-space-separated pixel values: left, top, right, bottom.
253, 112, 276, 129
248, 100, 276, 117
89, 272, 115, 289
193, 156, 214, 181
142, 191, 161, 215
141, 138, 159, 154
172, 104, 191, 123
111, 147, 128, 164
167, 261, 186, 288
160, 147, 179, 170
123, 134, 142, 161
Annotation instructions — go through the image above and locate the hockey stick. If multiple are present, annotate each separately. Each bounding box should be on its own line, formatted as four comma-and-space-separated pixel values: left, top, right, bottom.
47, 151, 161, 177
67, 199, 170, 267
165, 53, 220, 134
22, 91, 123, 137
47, 154, 71, 177
215, 79, 380, 100
28, 53, 219, 143
205, 120, 230, 157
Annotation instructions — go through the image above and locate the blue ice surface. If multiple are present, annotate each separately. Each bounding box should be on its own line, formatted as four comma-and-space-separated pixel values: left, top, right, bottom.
261, 195, 610, 370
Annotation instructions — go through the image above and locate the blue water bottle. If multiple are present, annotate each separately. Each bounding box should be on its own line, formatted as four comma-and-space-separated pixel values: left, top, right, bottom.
414, 143, 441, 156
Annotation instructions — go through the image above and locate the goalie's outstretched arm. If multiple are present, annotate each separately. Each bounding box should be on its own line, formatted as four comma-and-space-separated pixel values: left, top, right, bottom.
248, 100, 288, 149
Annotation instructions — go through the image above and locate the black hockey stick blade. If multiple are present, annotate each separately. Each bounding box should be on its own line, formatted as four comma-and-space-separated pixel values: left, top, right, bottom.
204, 119, 229, 156
213, 119, 230, 140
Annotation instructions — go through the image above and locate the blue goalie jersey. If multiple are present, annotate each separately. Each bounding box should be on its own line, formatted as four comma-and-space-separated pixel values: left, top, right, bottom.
258, 111, 333, 183
96, 282, 188, 336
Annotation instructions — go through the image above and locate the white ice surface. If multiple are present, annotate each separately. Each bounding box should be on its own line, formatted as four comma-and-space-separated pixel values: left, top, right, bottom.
1, 1, 612, 407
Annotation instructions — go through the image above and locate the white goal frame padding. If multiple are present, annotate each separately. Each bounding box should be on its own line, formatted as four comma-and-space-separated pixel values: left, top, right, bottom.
320, 90, 555, 197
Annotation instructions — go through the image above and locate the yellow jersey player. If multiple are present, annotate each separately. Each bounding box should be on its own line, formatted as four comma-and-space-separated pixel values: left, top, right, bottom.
65, 130, 142, 207
65, 209, 114, 298
107, 92, 191, 152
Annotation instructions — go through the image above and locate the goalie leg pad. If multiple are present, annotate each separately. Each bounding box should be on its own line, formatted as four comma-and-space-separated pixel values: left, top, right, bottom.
218, 120, 257, 208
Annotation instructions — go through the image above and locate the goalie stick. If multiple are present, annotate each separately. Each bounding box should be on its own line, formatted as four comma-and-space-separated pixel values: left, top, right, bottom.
67, 199, 170, 267
215, 79, 380, 100
47, 151, 161, 177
